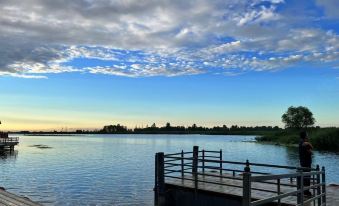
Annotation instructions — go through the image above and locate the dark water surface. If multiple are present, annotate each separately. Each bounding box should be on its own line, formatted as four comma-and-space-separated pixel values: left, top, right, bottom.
0, 134, 338, 205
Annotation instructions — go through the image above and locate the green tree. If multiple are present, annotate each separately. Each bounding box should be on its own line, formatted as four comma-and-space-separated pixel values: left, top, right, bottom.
282, 106, 315, 129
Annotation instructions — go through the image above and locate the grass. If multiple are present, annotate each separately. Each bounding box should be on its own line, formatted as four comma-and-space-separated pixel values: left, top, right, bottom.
256, 128, 339, 152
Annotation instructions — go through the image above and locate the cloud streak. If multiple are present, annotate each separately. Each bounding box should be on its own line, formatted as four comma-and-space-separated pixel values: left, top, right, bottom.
0, 0, 338, 78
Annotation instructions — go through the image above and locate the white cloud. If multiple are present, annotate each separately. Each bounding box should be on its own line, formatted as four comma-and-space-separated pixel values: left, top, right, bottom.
87, 65, 203, 77
0, 71, 47, 79
235, 5, 281, 26
0, 0, 338, 78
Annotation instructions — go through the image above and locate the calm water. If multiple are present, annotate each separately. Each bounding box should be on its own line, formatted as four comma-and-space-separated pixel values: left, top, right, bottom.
1, 134, 338, 205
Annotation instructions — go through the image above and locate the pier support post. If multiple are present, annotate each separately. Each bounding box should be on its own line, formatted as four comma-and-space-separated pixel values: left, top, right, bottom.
181, 150, 184, 178
192, 146, 199, 190
321, 167, 326, 205
219, 149, 222, 175
154, 153, 158, 206
316, 165, 321, 206
300, 172, 304, 204
154, 152, 165, 206
296, 169, 302, 204
242, 161, 251, 206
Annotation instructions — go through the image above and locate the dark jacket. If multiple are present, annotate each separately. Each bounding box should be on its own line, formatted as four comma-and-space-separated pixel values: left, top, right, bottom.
299, 140, 312, 167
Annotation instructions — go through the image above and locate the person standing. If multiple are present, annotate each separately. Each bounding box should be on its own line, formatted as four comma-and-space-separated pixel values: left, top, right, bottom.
298, 131, 313, 196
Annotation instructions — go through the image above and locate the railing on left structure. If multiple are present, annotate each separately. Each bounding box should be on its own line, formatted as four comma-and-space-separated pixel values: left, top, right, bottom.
0, 137, 19, 144
154, 146, 326, 206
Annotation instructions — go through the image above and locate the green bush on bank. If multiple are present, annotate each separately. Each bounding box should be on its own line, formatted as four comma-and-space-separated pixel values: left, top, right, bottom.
310, 128, 339, 151
256, 130, 299, 145
256, 128, 339, 152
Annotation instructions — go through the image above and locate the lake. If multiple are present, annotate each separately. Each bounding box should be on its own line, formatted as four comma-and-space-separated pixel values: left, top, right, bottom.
0, 134, 338, 205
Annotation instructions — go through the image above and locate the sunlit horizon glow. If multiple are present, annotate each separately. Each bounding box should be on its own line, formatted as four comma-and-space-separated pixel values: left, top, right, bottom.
0, 0, 338, 131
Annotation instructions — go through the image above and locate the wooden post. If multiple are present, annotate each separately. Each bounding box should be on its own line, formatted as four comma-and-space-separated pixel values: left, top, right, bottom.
192, 146, 199, 190
154, 153, 158, 206
312, 173, 316, 206
242, 162, 251, 206
277, 179, 281, 206
321, 167, 326, 205
181, 150, 184, 179
296, 169, 301, 204
316, 165, 321, 206
219, 149, 223, 175
300, 172, 304, 205
202, 150, 205, 174
155, 152, 165, 206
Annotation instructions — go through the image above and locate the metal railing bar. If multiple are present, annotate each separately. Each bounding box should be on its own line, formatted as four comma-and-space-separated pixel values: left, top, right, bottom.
251, 189, 301, 206
196, 172, 243, 181
164, 157, 194, 161
164, 152, 193, 157
249, 162, 316, 171
251, 171, 323, 182
298, 193, 325, 205
200, 150, 220, 153
164, 165, 192, 170
249, 179, 297, 188
164, 162, 193, 167
198, 165, 269, 175
302, 183, 325, 192
165, 174, 245, 190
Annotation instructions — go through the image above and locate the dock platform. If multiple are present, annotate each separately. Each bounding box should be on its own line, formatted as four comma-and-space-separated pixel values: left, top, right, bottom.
154, 146, 330, 206
0, 135, 19, 151
0, 188, 41, 206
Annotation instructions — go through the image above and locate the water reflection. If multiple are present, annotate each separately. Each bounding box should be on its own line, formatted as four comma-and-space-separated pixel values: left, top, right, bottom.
0, 134, 337, 205
0, 150, 18, 160
285, 146, 299, 167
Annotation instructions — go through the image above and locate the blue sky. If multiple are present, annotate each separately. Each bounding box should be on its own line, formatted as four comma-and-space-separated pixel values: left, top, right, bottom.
0, 0, 338, 130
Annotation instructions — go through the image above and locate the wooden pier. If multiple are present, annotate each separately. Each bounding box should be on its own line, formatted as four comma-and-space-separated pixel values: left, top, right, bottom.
0, 137, 19, 151
154, 146, 330, 206
0, 133, 19, 151
0, 188, 42, 206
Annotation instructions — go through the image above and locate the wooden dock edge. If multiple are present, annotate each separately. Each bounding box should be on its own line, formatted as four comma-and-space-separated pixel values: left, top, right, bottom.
0, 187, 42, 206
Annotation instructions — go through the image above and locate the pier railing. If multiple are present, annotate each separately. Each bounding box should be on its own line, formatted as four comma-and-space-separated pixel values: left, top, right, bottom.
154, 146, 326, 206
0, 137, 19, 143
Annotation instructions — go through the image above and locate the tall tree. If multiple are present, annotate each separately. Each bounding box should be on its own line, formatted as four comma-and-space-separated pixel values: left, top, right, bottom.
282, 106, 315, 129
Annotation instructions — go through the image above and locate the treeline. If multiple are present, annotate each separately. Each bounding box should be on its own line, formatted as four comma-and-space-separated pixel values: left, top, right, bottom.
256, 127, 339, 152
98, 123, 282, 135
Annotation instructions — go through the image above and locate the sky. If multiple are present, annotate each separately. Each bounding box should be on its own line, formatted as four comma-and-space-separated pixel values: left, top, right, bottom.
0, 0, 338, 131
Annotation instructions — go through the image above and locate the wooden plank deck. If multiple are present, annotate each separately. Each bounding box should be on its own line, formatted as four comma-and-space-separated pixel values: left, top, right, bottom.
166, 173, 338, 206
327, 184, 339, 206
0, 189, 41, 206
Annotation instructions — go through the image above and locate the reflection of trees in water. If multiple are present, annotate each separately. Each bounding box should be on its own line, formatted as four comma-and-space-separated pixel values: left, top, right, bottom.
285, 146, 299, 167
0, 150, 18, 160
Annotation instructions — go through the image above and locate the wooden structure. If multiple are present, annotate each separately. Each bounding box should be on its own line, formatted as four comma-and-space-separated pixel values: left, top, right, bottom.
0, 188, 42, 206
154, 146, 327, 206
0, 132, 19, 151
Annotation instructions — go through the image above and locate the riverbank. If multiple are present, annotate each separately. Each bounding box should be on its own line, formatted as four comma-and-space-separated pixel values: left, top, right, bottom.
256, 128, 339, 152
